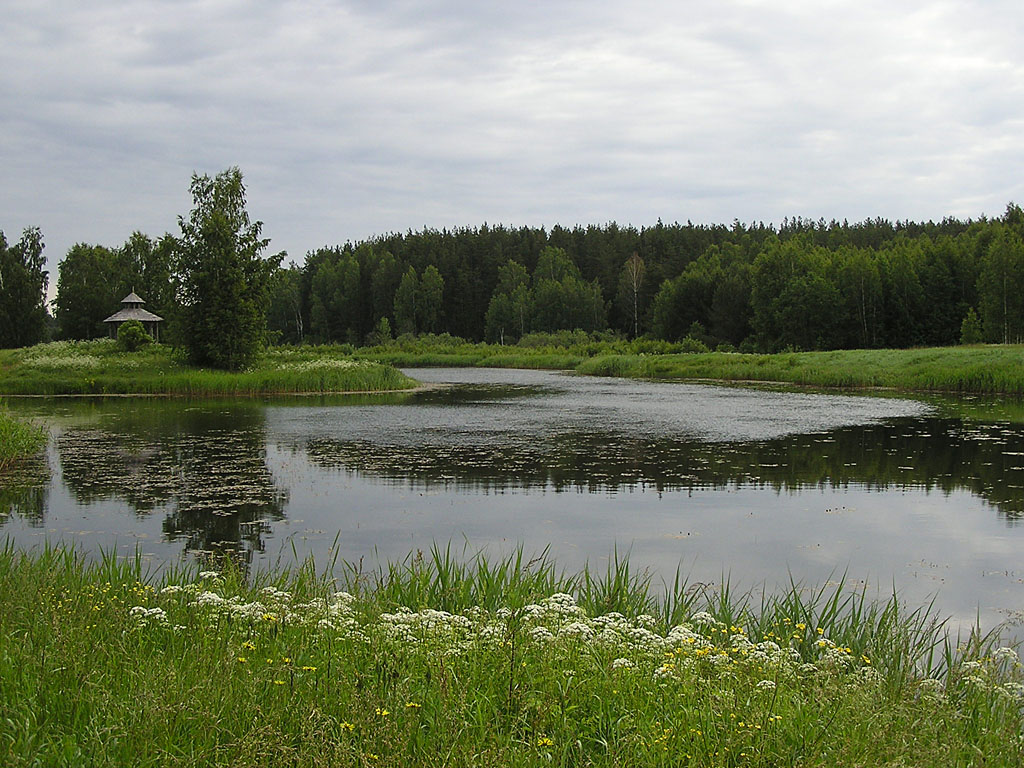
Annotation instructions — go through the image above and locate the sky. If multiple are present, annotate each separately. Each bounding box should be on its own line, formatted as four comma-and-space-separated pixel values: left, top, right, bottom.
3, 0, 1023, 300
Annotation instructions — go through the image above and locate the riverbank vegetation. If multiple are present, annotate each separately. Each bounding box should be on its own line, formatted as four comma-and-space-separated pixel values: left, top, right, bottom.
0, 406, 46, 471
1, 544, 1021, 766
346, 332, 1024, 395
0, 340, 415, 396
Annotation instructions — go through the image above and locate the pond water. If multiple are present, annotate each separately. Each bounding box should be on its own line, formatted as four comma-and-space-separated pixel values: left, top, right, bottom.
3, 367, 1024, 632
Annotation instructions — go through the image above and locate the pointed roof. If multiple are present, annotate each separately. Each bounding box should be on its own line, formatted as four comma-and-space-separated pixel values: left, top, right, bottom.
104, 292, 163, 324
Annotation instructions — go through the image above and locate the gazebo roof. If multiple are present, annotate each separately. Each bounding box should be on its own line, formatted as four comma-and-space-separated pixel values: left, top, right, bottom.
104, 307, 164, 323
103, 292, 163, 324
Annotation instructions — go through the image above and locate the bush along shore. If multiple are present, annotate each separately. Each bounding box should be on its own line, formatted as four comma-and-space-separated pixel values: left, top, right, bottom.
2, 544, 1021, 767
0, 406, 46, 471
0, 340, 417, 396
350, 332, 1024, 395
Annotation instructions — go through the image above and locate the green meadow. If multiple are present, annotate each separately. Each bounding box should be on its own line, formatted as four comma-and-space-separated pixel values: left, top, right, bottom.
1, 544, 1021, 767
0, 340, 417, 396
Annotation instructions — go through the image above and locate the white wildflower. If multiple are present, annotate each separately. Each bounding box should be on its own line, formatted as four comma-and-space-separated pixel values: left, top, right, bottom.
993, 646, 1019, 663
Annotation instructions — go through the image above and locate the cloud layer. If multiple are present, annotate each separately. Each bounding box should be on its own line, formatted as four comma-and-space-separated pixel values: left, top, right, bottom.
3, 0, 1023, 285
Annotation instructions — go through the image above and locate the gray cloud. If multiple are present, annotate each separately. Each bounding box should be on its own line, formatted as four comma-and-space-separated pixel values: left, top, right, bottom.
2, 0, 1023, 297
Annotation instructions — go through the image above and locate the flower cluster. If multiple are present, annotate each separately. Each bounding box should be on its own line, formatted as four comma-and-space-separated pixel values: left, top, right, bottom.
127, 580, 1024, 711
278, 359, 366, 372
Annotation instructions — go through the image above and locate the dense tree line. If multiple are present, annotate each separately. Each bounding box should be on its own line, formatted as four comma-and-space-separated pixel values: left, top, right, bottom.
267, 206, 1022, 351
12, 196, 1024, 354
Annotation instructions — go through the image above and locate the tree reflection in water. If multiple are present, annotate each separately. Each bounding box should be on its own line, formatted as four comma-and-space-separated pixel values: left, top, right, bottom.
54, 401, 286, 566
300, 417, 1024, 523
0, 453, 49, 526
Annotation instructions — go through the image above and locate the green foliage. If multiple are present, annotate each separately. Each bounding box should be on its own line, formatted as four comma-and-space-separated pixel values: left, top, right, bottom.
978, 227, 1024, 343
960, 308, 984, 345
0, 406, 46, 471
751, 238, 843, 351
265, 262, 304, 344
309, 250, 361, 343
418, 264, 444, 334
1, 545, 1021, 767
0, 228, 49, 349
116, 319, 152, 352
530, 247, 607, 333
366, 316, 393, 347
393, 266, 419, 336
0, 340, 416, 395
173, 168, 282, 370
55, 243, 120, 339
55, 234, 175, 342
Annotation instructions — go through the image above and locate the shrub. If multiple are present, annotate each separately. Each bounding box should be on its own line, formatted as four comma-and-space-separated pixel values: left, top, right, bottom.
116, 320, 152, 352
960, 308, 983, 345
679, 335, 710, 353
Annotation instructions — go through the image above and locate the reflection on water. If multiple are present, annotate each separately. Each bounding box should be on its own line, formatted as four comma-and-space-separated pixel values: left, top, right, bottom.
0, 453, 49, 526
299, 418, 1024, 521
41, 402, 285, 564
2, 368, 1024, 630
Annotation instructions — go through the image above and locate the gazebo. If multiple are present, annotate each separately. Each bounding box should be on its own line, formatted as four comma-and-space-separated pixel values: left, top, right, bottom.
103, 292, 164, 342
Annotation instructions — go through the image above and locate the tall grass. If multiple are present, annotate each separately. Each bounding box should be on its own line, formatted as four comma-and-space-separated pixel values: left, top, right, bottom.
353, 334, 1024, 395
0, 405, 46, 471
2, 542, 1021, 767
0, 340, 417, 396
577, 346, 1024, 394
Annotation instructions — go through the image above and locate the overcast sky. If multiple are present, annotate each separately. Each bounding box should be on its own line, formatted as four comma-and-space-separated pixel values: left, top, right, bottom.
3, 0, 1023, 296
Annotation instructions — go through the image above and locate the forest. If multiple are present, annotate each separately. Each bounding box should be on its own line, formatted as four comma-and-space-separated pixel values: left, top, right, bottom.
4, 202, 1024, 353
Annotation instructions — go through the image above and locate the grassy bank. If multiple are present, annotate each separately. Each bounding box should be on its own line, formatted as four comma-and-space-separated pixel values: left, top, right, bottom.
577, 346, 1024, 394
0, 341, 417, 396
353, 334, 1024, 394
0, 406, 46, 471
2, 544, 1021, 767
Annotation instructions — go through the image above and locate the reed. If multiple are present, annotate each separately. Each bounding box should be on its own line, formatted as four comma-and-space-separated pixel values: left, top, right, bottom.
2, 542, 1020, 767
0, 405, 46, 471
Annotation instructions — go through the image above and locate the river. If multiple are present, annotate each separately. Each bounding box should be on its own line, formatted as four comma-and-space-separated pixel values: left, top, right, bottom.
3, 367, 1023, 632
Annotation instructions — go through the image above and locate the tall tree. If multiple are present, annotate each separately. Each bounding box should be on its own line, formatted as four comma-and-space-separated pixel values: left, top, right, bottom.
616, 252, 646, 338
266, 262, 304, 344
393, 266, 419, 336
172, 168, 281, 369
978, 227, 1024, 343
0, 227, 49, 348
484, 260, 531, 343
118, 231, 175, 315
418, 264, 444, 334
55, 243, 119, 339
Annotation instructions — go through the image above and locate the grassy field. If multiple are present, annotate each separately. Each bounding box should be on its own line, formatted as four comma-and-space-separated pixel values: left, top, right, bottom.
353, 334, 1024, 395
6, 337, 1022, 397
2, 543, 1021, 767
0, 341, 417, 396
0, 406, 46, 471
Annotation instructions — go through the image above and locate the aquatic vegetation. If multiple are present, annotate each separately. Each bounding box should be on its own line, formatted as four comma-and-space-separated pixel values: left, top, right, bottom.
0, 340, 416, 395
0, 405, 46, 471
1, 544, 1021, 766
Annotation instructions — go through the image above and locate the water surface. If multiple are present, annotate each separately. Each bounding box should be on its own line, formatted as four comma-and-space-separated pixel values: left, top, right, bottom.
3, 368, 1023, 632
